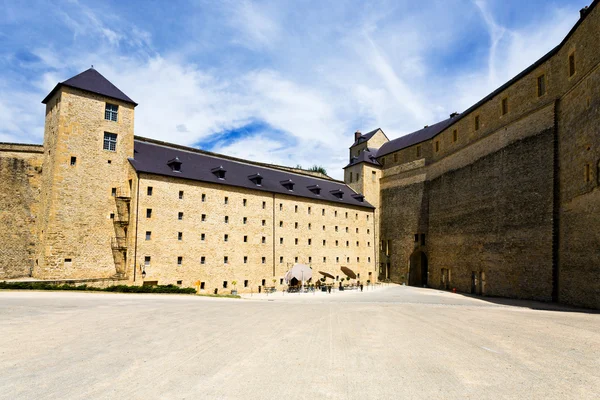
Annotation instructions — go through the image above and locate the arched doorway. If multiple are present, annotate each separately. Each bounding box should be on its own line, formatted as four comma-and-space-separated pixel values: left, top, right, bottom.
409, 251, 428, 287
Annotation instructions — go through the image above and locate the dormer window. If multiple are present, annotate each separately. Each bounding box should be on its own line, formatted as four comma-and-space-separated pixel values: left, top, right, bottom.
167, 157, 182, 172
248, 173, 263, 186
351, 193, 365, 202
280, 179, 295, 191
330, 189, 344, 199
307, 185, 321, 195
211, 166, 226, 180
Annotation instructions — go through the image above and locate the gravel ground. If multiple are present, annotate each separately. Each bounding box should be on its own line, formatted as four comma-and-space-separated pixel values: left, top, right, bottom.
0, 285, 598, 400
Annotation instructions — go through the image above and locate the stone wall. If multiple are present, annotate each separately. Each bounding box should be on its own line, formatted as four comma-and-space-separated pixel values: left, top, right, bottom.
0, 144, 43, 278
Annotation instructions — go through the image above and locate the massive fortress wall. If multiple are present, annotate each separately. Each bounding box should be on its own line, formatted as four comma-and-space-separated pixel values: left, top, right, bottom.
0, 143, 43, 278
378, 3, 600, 308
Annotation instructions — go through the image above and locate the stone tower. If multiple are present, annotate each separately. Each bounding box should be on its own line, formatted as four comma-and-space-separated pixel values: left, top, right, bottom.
343, 128, 388, 278
34, 68, 137, 279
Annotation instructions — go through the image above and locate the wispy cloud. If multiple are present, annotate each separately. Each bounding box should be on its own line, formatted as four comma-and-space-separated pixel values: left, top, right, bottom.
0, 0, 584, 178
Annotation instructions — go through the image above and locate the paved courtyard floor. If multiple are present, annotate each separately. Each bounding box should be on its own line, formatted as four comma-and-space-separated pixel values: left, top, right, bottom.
0, 285, 598, 400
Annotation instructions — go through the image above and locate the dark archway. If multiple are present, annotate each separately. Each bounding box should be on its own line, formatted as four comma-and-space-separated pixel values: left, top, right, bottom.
409, 251, 428, 287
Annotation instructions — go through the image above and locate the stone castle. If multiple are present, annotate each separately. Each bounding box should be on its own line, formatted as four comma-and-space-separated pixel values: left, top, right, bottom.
1, 1, 599, 308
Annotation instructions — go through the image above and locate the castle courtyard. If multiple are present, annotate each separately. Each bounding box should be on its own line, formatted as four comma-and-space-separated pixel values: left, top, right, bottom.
0, 286, 598, 399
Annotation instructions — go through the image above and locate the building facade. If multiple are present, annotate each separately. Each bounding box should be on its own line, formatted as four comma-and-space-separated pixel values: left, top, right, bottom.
344, 2, 599, 309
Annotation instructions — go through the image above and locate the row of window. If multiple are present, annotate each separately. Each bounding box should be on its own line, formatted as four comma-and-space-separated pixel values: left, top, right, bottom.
145, 187, 370, 220
348, 170, 377, 184
143, 255, 371, 266
143, 231, 371, 247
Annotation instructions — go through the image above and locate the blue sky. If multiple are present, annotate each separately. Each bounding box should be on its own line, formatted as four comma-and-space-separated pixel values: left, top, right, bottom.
0, 0, 587, 178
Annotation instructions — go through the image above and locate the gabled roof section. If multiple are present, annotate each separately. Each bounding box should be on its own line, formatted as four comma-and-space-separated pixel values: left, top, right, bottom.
130, 137, 374, 209
42, 68, 137, 106
376, 117, 457, 157
344, 147, 381, 169
351, 128, 388, 147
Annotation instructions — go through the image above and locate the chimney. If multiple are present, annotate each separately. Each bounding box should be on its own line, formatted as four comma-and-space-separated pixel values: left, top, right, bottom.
354, 130, 362, 142
580, 6, 589, 18
450, 112, 460, 118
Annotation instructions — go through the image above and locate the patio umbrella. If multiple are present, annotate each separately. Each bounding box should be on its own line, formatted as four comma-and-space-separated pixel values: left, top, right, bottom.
284, 264, 313, 284
340, 266, 357, 280
319, 271, 335, 280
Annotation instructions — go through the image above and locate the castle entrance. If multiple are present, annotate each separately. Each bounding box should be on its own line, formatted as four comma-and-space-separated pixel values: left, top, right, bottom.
409, 251, 428, 287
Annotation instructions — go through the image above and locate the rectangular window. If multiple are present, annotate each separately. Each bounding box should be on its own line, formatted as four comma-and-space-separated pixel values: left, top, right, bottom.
416, 145, 421, 157
111, 187, 117, 196
179, 190, 184, 199
262, 219, 266, 226
323, 240, 326, 246
178, 212, 183, 220
372, 171, 376, 182
295, 222, 298, 229
381, 157, 386, 166
569, 52, 575, 77
224, 256, 228, 264
244, 280, 249, 287
244, 235, 248, 242
435, 141, 440, 152
537, 75, 546, 97
261, 279, 266, 286
335, 211, 337, 217
323, 257, 326, 263
146, 208, 152, 218
295, 205, 298, 213
244, 256, 248, 264
279, 203, 283, 211
501, 97, 508, 116
225, 216, 229, 223
178, 232, 182, 241
295, 238, 298, 245
452, 130, 458, 143
103, 132, 117, 151
70, 156, 76, 166
295, 257, 298, 263
110, 213, 115, 219
223, 281, 228, 288
308, 223, 312, 230
279, 221, 283, 227
346, 241, 349, 247
201, 233, 205, 241
308, 207, 311, 215
421, 234, 426, 246
262, 257, 266, 264
336, 257, 339, 263
145, 231, 151, 240
393, 153, 398, 162
200, 282, 205, 289
335, 226, 338, 232
224, 234, 228, 242
280, 237, 284, 244
308, 239, 312, 245
322, 209, 325, 216
201, 214, 206, 222
144, 256, 151, 266
262, 236, 266, 244
474, 115, 480, 131
224, 196, 228, 204
200, 256, 205, 264
147, 186, 153, 196
345, 212, 348, 218
177, 256, 182, 265
243, 217, 247, 224
335, 240, 338, 246
262, 201, 266, 209
279, 256, 284, 263
105, 103, 118, 121
243, 199, 247, 206
585, 163, 592, 182
202, 193, 206, 202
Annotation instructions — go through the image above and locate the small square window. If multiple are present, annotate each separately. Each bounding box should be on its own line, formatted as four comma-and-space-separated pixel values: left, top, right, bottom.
105, 103, 118, 122
103, 132, 117, 151
179, 190, 184, 199
178, 232, 183, 241
70, 156, 76, 166
146, 208, 152, 218
177, 280, 182, 286
200, 256, 206, 264
178, 212, 183, 220
177, 256, 183, 265
145, 231, 151, 240
144, 256, 151, 266
110, 213, 115, 219
147, 186, 153, 196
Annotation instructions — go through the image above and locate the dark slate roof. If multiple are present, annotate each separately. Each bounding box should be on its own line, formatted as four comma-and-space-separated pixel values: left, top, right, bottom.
343, 148, 381, 169
130, 138, 374, 209
376, 117, 457, 157
351, 128, 382, 147
42, 68, 137, 106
